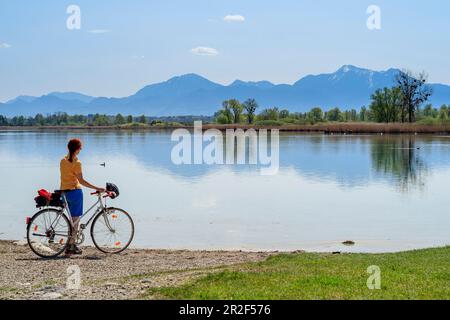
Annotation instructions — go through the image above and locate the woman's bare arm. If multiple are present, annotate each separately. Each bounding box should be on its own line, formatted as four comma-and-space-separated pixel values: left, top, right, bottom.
75, 173, 105, 192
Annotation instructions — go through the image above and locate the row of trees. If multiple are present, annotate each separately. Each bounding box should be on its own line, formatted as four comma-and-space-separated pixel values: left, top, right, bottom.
255, 106, 365, 123
422, 104, 450, 120
0, 113, 215, 127
0, 113, 149, 127
214, 70, 437, 125
213, 100, 449, 125
214, 100, 366, 125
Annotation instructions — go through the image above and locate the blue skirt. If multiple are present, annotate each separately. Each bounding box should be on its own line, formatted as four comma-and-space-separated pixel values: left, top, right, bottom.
65, 189, 83, 217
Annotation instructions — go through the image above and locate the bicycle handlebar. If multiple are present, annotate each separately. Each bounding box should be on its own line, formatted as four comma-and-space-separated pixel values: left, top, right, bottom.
90, 190, 115, 198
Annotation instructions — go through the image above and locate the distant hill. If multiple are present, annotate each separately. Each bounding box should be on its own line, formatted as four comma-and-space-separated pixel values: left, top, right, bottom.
2, 65, 450, 117
44, 92, 95, 104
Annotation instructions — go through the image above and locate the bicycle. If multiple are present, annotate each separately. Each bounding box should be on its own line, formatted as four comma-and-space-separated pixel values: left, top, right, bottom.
26, 188, 134, 258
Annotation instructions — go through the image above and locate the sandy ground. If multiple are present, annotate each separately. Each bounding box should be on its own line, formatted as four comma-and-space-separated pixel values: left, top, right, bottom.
0, 240, 273, 300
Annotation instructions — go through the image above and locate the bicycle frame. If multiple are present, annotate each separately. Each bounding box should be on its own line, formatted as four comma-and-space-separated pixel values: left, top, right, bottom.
61, 192, 112, 231
41, 192, 113, 239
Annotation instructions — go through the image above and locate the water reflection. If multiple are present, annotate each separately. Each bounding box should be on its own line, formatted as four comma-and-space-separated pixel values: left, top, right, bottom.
0, 131, 446, 189
1, 130, 450, 251
371, 136, 426, 191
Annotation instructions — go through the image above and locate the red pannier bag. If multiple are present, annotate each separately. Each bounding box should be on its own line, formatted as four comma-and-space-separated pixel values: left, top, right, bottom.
35, 189, 63, 208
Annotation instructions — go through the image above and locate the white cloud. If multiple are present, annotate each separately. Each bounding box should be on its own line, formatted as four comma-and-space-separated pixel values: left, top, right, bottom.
223, 14, 245, 22
88, 29, 110, 34
0, 43, 11, 49
190, 46, 219, 56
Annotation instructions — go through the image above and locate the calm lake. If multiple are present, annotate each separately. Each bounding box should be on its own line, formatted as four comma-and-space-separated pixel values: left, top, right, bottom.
0, 130, 449, 252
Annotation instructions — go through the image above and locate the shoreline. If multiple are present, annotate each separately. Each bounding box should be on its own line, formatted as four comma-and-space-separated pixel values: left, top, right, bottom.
2, 122, 450, 134
1, 240, 448, 300
6, 237, 448, 254
0, 240, 273, 300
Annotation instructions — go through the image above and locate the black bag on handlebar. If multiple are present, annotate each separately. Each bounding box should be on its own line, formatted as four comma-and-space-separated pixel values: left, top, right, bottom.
106, 183, 120, 199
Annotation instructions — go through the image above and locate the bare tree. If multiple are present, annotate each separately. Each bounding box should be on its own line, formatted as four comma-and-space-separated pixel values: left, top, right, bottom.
395, 70, 433, 123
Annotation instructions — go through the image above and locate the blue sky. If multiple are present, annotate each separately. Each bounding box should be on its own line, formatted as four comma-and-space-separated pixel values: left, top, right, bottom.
0, 0, 449, 102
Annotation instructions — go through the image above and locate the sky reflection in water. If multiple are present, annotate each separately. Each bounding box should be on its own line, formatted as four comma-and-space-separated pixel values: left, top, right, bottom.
0, 131, 449, 252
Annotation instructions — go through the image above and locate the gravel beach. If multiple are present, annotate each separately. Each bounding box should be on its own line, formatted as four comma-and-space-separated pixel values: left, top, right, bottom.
0, 240, 273, 300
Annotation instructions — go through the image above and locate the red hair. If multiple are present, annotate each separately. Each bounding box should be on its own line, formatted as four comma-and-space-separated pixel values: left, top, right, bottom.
67, 138, 82, 163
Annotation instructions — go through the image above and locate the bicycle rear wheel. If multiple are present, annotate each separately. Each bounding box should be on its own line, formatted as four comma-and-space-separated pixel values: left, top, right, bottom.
90, 207, 134, 254
27, 208, 71, 258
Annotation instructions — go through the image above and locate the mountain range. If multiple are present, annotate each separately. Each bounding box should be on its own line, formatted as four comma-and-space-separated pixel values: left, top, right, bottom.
1, 65, 450, 117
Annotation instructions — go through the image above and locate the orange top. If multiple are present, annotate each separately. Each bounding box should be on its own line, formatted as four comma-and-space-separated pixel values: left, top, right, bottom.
60, 156, 82, 190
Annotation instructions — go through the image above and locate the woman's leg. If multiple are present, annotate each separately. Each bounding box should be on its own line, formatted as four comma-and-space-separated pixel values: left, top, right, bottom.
69, 217, 80, 245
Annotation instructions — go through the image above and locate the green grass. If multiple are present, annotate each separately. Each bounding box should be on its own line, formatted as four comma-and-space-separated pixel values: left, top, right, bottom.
149, 247, 450, 300
0, 287, 18, 294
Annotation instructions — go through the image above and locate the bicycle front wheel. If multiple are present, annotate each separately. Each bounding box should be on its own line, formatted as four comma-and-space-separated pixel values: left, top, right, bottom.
27, 208, 71, 258
90, 207, 134, 254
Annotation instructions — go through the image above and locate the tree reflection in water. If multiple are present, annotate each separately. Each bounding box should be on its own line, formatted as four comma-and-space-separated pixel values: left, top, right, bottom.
371, 135, 426, 191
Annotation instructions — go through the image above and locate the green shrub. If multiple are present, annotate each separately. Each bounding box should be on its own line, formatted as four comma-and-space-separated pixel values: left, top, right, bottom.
119, 122, 149, 128
216, 114, 231, 124
417, 117, 440, 125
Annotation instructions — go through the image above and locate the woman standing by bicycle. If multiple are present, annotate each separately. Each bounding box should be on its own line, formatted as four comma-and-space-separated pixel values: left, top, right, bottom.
61, 138, 105, 255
